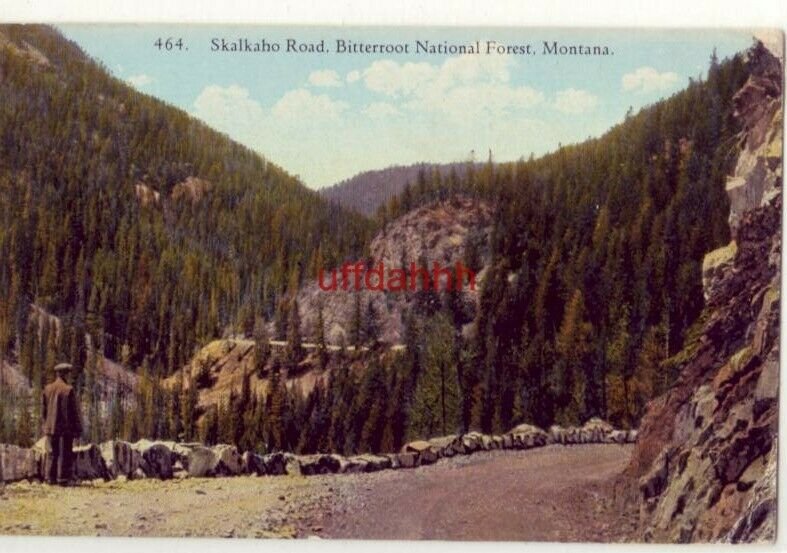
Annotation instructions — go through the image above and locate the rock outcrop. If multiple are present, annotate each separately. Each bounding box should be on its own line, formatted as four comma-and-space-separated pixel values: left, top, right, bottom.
297, 197, 492, 345
629, 40, 782, 543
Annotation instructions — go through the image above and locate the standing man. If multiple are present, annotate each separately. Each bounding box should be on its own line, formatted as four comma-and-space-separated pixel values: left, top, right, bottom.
42, 362, 83, 486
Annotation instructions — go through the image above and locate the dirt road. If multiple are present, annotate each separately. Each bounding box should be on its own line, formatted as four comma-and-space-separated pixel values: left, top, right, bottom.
323, 444, 637, 541
0, 444, 637, 541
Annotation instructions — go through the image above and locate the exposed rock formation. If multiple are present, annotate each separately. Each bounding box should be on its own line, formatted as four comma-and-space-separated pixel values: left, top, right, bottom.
629, 40, 782, 543
297, 197, 492, 345
171, 176, 213, 203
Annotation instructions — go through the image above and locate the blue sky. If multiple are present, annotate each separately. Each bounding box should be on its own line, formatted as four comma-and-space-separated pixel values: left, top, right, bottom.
59, 25, 754, 189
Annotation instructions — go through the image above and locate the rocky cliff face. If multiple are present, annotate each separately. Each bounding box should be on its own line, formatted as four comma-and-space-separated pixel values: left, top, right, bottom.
297, 197, 492, 344
628, 40, 782, 543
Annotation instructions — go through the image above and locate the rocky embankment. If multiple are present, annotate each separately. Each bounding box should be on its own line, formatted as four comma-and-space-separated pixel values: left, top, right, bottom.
627, 40, 782, 543
0, 417, 635, 484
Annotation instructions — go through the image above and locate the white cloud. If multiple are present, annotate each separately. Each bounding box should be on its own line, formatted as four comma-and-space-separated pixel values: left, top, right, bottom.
362, 60, 436, 97
308, 69, 342, 87
192, 84, 268, 148
346, 70, 361, 83
554, 88, 598, 114
272, 88, 348, 121
413, 82, 543, 120
127, 74, 153, 88
358, 53, 543, 121
436, 53, 512, 87
622, 67, 680, 94
189, 53, 586, 189
194, 84, 264, 125
362, 101, 399, 119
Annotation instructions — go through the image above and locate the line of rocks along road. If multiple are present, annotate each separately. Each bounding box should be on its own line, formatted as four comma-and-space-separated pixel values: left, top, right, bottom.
0, 418, 636, 485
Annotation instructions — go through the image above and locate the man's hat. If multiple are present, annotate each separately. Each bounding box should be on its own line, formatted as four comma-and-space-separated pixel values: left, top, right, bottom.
54, 362, 73, 373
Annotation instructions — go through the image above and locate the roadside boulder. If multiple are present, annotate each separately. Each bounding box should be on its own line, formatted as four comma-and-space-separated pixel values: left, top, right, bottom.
134, 440, 174, 479
262, 452, 288, 475
242, 451, 266, 475
299, 454, 342, 475
549, 425, 568, 444
563, 426, 581, 444
581, 417, 614, 443
461, 432, 484, 453
385, 453, 401, 469
507, 423, 549, 449
428, 435, 463, 457
402, 440, 438, 465
395, 451, 419, 469
100, 440, 141, 479
173, 444, 218, 477
73, 444, 110, 481
0, 444, 37, 482
607, 430, 628, 444
355, 454, 392, 472
340, 456, 368, 473
212, 444, 243, 476
285, 454, 302, 476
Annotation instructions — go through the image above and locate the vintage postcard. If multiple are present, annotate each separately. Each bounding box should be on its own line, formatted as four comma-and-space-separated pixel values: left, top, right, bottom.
0, 23, 782, 544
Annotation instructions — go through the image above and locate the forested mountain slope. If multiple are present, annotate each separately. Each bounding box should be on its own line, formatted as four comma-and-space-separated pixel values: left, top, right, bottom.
371, 48, 750, 433
0, 24, 372, 383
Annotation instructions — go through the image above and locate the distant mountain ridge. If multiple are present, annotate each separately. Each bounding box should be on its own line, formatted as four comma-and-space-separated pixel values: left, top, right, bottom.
321, 162, 481, 216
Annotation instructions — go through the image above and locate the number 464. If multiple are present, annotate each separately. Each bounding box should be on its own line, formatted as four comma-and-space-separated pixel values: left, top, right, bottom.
154, 38, 186, 51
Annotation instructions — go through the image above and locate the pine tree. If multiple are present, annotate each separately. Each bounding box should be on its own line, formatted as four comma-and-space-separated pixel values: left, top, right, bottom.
605, 304, 632, 424
629, 324, 664, 421
265, 364, 286, 451
357, 360, 388, 453
200, 405, 219, 446
554, 289, 593, 425
285, 298, 303, 368
409, 313, 461, 439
